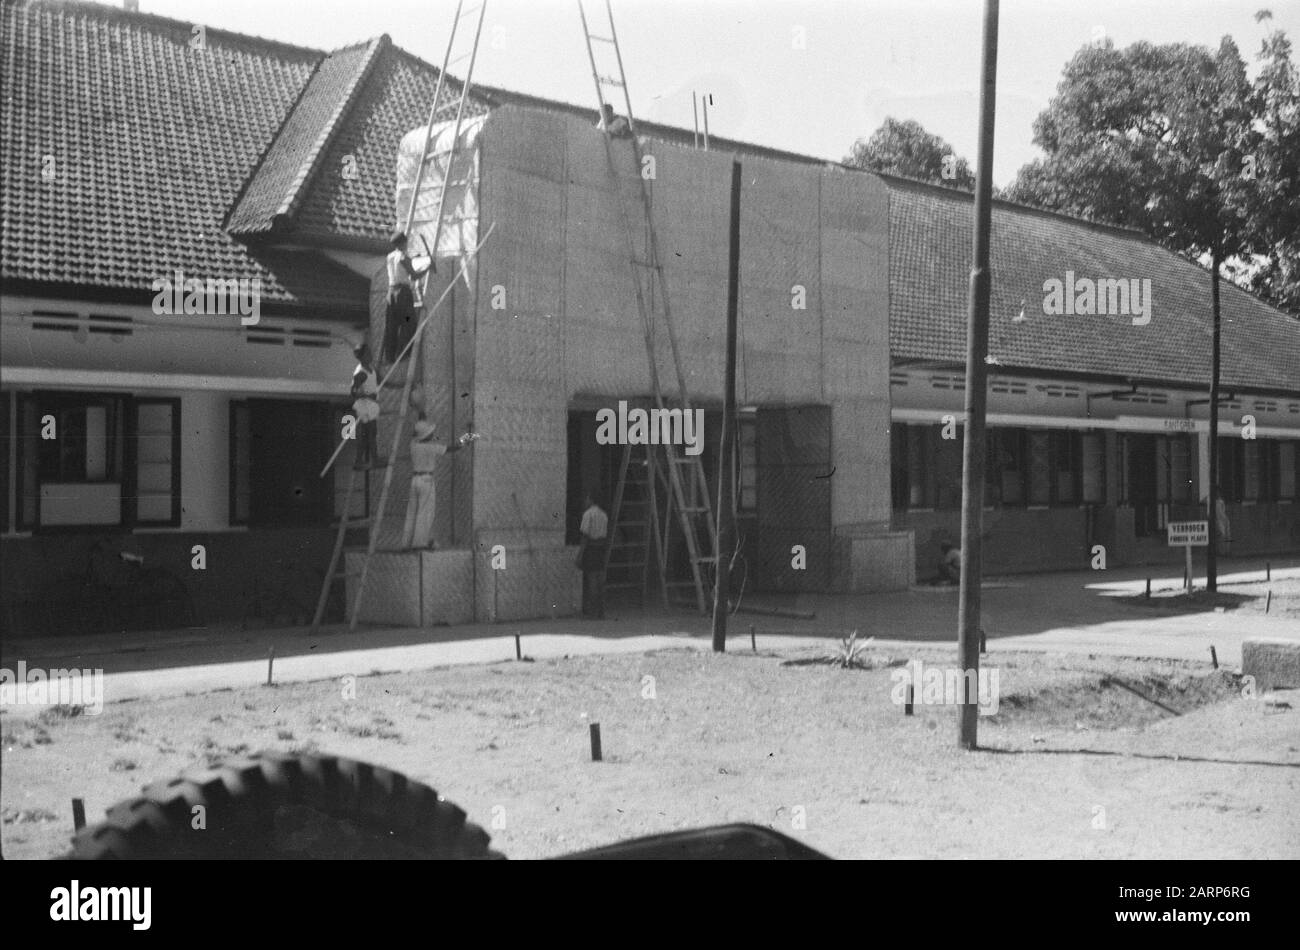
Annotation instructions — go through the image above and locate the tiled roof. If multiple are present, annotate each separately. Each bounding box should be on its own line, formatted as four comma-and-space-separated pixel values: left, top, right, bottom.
885, 175, 1300, 396
288, 45, 490, 241
1, 0, 365, 310
225, 37, 385, 236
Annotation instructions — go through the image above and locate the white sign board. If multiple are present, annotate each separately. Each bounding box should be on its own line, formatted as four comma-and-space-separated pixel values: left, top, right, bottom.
1167, 521, 1209, 546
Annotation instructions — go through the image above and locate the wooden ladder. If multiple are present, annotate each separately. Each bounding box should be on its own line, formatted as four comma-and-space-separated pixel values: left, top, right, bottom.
309, 2, 489, 635
578, 0, 718, 613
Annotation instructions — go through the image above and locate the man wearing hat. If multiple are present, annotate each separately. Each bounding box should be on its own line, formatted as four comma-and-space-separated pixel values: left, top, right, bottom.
385, 231, 431, 366
400, 415, 475, 550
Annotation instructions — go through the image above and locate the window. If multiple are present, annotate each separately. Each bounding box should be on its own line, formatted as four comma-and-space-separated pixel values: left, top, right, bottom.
1243, 440, 1262, 501
1216, 438, 1240, 502
1279, 441, 1297, 500
1081, 432, 1105, 504
988, 429, 1026, 506
13, 392, 180, 529
892, 424, 1105, 511
133, 399, 181, 526
1027, 431, 1051, 506
1165, 435, 1193, 504
738, 414, 757, 513
230, 399, 339, 527
36, 395, 123, 483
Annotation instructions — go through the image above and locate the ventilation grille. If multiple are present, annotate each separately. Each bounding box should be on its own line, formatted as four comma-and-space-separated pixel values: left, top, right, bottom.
889, 372, 909, 387
1114, 390, 1169, 405
246, 325, 287, 345
929, 374, 966, 392
1253, 400, 1279, 413
88, 313, 133, 336
246, 324, 334, 348
30, 309, 78, 332
292, 327, 332, 349
990, 378, 1028, 396
1037, 383, 1081, 399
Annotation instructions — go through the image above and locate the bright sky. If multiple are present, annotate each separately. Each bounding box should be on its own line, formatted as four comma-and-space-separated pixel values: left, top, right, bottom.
137, 0, 1297, 186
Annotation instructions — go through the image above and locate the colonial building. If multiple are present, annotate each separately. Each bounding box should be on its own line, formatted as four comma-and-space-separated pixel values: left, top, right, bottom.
3, 1, 1297, 634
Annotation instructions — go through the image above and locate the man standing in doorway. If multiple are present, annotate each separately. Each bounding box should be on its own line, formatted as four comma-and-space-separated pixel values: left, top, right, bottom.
576, 491, 609, 619
400, 417, 474, 551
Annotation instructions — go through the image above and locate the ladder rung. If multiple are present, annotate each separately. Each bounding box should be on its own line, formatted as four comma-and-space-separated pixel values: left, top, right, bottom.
587, 33, 616, 43
679, 506, 710, 513
598, 76, 626, 87
458, 5, 482, 19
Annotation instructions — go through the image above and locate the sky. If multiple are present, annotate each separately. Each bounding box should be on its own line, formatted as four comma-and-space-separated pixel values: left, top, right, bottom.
132, 0, 1297, 187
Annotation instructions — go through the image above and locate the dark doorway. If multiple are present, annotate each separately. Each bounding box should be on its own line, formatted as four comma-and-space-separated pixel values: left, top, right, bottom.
248, 399, 334, 526
750, 405, 832, 592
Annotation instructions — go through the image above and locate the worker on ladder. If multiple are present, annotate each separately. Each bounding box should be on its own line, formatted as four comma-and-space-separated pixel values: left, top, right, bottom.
350, 343, 382, 470
384, 230, 432, 366
596, 103, 631, 137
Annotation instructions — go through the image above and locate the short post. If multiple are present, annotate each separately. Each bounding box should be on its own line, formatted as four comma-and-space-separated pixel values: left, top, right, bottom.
266, 645, 275, 686
1145, 577, 1151, 599
72, 798, 85, 831
514, 633, 522, 660
589, 722, 602, 762
1265, 589, 1272, 614
1209, 645, 1218, 669
979, 628, 987, 654
1185, 544, 1193, 593
750, 624, 756, 653
1266, 561, 1271, 582
904, 682, 914, 716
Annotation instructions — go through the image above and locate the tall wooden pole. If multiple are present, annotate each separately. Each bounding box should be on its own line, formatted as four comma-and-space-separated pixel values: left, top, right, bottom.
958, 0, 999, 750
1206, 248, 1221, 592
712, 161, 742, 652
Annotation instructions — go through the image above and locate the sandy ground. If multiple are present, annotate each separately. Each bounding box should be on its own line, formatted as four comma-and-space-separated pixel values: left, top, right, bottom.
3, 644, 1297, 860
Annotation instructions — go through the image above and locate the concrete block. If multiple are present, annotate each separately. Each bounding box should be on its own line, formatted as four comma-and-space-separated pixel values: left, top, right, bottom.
833, 528, 915, 593
420, 549, 475, 626
346, 551, 421, 626
476, 544, 581, 621
1242, 637, 1300, 690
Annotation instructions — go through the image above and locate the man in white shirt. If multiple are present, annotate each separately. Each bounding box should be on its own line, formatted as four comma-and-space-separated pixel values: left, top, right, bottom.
400, 417, 473, 550
576, 491, 609, 619
384, 231, 430, 366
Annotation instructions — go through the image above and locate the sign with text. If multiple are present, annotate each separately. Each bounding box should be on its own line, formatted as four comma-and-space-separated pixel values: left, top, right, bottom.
1167, 521, 1208, 546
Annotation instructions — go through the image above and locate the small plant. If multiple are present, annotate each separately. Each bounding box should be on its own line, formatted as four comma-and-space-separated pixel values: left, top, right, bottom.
826, 631, 874, 669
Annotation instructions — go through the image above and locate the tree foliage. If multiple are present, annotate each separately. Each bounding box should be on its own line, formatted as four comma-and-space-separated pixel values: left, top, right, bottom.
1006, 18, 1299, 315
844, 117, 975, 190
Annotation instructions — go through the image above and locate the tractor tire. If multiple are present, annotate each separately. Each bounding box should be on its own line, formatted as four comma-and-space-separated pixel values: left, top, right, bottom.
66, 751, 502, 860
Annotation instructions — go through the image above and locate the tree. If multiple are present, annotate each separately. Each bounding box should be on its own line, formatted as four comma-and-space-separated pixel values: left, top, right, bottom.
1007, 18, 1300, 316
844, 117, 975, 190
1003, 37, 1258, 592
1237, 11, 1300, 315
